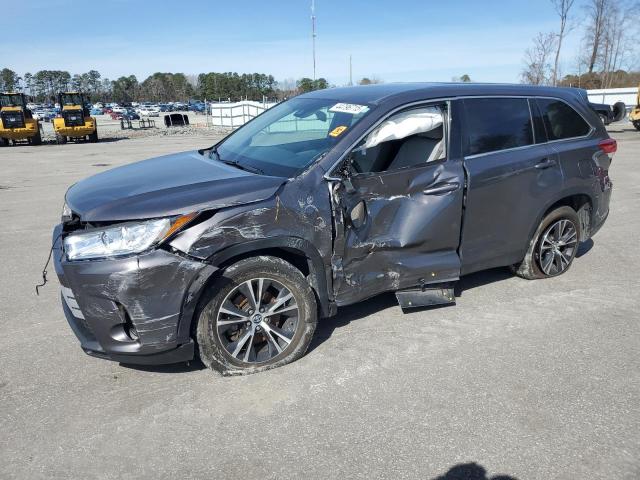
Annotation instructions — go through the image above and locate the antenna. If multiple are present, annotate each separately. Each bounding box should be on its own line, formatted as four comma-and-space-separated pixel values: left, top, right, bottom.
349, 54, 353, 86
311, 0, 317, 81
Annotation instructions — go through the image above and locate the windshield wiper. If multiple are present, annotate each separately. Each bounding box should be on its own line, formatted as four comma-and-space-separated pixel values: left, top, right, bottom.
222, 160, 264, 175
210, 147, 264, 175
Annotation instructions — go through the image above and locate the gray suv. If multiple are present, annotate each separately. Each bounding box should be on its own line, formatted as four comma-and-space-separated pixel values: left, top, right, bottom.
53, 83, 614, 374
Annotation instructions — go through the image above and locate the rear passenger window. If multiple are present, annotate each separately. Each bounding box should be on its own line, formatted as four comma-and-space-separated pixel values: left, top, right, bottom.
464, 98, 533, 156
536, 98, 591, 140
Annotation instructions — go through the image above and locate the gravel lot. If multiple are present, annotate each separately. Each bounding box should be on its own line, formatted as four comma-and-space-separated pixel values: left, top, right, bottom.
1, 125, 639, 480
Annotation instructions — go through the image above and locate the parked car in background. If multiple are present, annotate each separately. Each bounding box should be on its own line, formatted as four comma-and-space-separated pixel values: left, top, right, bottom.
188, 102, 205, 113
54, 84, 615, 374
33, 110, 56, 122
112, 106, 126, 114
567, 88, 626, 125
124, 109, 140, 120
90, 107, 103, 116
138, 106, 159, 117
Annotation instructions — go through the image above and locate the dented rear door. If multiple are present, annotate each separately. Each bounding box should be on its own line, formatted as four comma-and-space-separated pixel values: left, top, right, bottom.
330, 100, 465, 306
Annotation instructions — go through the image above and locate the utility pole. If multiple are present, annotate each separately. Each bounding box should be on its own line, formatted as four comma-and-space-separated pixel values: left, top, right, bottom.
349, 54, 353, 86
311, 0, 317, 81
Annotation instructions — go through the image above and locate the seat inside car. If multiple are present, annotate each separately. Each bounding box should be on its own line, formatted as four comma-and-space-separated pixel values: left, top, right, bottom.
386, 126, 444, 170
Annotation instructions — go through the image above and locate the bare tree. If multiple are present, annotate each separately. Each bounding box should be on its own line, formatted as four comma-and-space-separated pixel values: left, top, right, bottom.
583, 0, 609, 73
600, 1, 639, 87
521, 32, 557, 85
551, 0, 577, 85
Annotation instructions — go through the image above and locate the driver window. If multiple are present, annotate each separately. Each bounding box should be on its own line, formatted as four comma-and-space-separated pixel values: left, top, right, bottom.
350, 104, 447, 174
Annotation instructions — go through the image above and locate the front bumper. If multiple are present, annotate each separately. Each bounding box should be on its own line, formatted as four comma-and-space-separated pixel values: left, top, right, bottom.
0, 124, 38, 140
53, 224, 217, 364
53, 118, 96, 137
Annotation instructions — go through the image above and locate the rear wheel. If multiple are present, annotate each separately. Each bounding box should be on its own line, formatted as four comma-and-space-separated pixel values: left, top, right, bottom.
88, 128, 99, 143
196, 256, 317, 375
0, 138, 9, 147
633, 120, 640, 131
511, 206, 580, 280
32, 129, 42, 146
55, 132, 66, 144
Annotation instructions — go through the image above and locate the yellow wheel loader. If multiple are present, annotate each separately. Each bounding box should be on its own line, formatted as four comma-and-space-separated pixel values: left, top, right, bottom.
52, 92, 98, 144
0, 92, 42, 146
629, 83, 640, 131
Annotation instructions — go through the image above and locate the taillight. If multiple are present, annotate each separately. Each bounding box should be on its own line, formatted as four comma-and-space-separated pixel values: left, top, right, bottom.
598, 138, 617, 154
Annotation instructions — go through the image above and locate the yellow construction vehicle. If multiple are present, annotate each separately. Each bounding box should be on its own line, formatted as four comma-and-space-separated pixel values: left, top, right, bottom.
0, 92, 42, 146
629, 83, 640, 131
52, 92, 98, 143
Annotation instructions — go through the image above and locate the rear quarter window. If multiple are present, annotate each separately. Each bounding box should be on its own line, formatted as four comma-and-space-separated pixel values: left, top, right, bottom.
464, 98, 533, 156
536, 98, 591, 140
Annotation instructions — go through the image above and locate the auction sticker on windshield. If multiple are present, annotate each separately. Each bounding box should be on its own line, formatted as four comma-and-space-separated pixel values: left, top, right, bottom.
329, 103, 369, 115
329, 125, 348, 137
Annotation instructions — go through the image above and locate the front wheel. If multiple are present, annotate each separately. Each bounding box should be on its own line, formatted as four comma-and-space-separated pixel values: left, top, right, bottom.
511, 206, 580, 280
633, 120, 640, 131
196, 256, 317, 375
55, 132, 66, 144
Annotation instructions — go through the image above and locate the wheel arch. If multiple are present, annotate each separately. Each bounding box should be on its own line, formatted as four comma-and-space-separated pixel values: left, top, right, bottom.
528, 190, 594, 244
207, 237, 334, 319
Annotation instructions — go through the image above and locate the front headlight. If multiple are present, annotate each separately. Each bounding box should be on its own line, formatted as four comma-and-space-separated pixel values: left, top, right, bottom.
63, 214, 196, 261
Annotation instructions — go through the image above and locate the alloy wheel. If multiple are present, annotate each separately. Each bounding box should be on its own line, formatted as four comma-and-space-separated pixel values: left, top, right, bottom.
215, 277, 300, 364
537, 219, 578, 276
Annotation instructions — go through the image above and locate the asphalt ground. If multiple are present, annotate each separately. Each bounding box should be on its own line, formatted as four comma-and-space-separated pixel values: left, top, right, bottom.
1, 125, 638, 480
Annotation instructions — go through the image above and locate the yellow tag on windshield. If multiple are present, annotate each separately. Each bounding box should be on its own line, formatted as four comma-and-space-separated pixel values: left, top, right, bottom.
329, 125, 348, 137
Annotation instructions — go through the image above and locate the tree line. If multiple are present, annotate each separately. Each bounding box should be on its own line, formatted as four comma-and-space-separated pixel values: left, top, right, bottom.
522, 0, 640, 89
0, 68, 334, 104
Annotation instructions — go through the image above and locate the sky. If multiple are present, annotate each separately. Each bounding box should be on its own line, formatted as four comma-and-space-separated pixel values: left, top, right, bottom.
3, 0, 585, 85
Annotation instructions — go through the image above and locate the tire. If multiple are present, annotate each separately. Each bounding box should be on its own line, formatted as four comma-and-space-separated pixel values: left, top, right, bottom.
32, 129, 42, 146
511, 206, 581, 280
599, 114, 609, 126
633, 121, 640, 131
196, 256, 317, 375
612, 102, 626, 122
55, 132, 66, 144
0, 138, 8, 147
88, 129, 99, 143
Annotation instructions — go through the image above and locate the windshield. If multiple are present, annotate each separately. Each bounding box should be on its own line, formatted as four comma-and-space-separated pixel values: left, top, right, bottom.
0, 94, 24, 108
215, 97, 371, 177
61, 94, 84, 107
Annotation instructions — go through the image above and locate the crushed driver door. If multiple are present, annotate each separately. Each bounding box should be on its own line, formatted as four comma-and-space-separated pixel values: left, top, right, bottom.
329, 100, 466, 306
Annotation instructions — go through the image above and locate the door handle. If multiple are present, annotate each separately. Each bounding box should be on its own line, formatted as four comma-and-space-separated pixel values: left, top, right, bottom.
423, 182, 460, 195
535, 158, 557, 169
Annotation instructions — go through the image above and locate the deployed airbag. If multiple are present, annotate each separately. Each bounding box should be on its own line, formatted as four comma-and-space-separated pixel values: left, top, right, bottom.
363, 107, 443, 150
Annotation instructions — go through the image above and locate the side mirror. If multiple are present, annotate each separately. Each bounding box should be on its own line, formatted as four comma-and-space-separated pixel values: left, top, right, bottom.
338, 155, 356, 193
315, 110, 327, 122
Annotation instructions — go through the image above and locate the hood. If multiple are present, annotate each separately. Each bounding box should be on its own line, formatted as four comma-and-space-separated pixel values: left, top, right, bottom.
65, 150, 286, 222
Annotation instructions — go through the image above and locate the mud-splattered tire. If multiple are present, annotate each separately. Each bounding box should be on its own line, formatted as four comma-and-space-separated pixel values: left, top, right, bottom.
511, 206, 581, 280
196, 256, 317, 375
